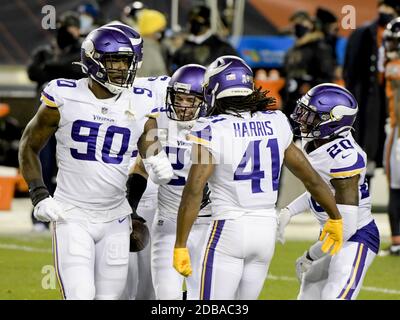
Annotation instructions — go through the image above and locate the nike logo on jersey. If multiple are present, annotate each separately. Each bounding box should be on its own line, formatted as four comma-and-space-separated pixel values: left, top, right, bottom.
342, 153, 351, 159
118, 217, 127, 223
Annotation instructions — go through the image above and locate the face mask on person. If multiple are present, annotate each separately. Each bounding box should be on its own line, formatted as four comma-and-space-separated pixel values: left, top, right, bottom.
56, 26, 76, 49
189, 20, 207, 35
294, 24, 311, 38
378, 12, 395, 27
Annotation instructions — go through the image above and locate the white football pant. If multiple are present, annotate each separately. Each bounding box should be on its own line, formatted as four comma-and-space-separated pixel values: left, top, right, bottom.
53, 211, 130, 300
151, 211, 210, 300
198, 214, 277, 300
298, 241, 376, 300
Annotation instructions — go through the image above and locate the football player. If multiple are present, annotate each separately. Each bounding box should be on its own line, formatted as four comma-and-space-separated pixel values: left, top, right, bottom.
277, 83, 380, 299
127, 64, 212, 300
381, 17, 400, 256
19, 26, 173, 300
173, 56, 343, 300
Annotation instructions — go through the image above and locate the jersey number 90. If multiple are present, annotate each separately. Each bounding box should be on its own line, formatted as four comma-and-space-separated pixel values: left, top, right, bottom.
70, 120, 130, 164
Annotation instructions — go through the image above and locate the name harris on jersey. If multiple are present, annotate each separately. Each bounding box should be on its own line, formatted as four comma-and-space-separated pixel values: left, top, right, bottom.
232, 120, 274, 138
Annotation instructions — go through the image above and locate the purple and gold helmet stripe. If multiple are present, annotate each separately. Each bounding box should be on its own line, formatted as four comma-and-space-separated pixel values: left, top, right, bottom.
337, 243, 367, 300
52, 222, 66, 300
200, 220, 225, 300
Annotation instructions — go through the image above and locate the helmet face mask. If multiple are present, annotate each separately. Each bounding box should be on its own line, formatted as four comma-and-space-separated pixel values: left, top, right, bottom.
166, 64, 207, 122
291, 99, 331, 138
291, 83, 358, 140
166, 89, 203, 121
101, 52, 136, 89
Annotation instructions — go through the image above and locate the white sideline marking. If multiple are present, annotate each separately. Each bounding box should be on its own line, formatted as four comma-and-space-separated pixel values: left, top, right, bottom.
268, 273, 400, 295
0, 243, 52, 253
1, 243, 399, 296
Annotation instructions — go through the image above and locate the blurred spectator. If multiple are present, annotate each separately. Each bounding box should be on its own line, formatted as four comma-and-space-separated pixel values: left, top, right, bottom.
77, 2, 101, 36
315, 7, 339, 63
343, 0, 400, 185
27, 11, 83, 92
0, 104, 20, 168
171, 5, 238, 71
381, 17, 400, 256
136, 9, 168, 77
121, 1, 146, 30
282, 11, 335, 119
26, 11, 84, 232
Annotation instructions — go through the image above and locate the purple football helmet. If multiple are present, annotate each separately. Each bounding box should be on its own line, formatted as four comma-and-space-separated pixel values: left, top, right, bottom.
291, 83, 358, 139
166, 64, 206, 121
80, 26, 141, 94
102, 23, 143, 68
203, 55, 254, 109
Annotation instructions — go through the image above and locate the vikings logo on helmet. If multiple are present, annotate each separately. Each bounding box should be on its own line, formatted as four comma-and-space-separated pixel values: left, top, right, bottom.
202, 55, 254, 110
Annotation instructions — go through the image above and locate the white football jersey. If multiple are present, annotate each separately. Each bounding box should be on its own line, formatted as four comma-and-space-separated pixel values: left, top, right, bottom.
156, 107, 212, 222
128, 76, 171, 202
40, 78, 159, 220
189, 110, 293, 220
303, 133, 373, 229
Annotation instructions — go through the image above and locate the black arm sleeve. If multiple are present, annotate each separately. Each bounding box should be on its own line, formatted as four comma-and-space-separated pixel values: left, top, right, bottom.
126, 173, 148, 212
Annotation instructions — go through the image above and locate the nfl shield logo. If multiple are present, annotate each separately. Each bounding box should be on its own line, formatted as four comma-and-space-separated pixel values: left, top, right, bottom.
101, 107, 108, 114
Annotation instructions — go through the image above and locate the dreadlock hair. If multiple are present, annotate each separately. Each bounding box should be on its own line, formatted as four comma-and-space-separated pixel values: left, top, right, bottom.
207, 87, 276, 117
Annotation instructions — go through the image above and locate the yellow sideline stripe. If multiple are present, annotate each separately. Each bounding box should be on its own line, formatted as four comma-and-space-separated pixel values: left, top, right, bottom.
339, 243, 364, 299
200, 221, 218, 299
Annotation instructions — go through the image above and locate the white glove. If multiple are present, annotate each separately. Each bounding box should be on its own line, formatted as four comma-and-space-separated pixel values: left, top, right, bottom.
396, 138, 400, 161
142, 151, 174, 185
295, 251, 313, 282
276, 208, 291, 244
33, 197, 65, 222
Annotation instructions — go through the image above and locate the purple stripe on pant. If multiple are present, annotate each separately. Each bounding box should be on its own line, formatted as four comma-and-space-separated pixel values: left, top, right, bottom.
202, 220, 225, 300
344, 244, 368, 300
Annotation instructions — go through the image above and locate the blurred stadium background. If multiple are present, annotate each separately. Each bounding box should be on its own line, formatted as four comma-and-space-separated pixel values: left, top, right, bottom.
0, 0, 398, 300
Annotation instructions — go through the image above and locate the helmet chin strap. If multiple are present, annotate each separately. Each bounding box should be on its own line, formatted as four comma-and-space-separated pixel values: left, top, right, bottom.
90, 75, 124, 94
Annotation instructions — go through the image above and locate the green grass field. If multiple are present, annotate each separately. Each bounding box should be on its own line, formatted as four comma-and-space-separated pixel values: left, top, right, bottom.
0, 234, 399, 300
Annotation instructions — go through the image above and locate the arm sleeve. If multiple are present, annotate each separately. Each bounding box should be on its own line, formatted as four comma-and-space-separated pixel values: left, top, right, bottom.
277, 111, 294, 150
40, 80, 64, 108
329, 151, 365, 179
188, 119, 216, 156
286, 192, 310, 216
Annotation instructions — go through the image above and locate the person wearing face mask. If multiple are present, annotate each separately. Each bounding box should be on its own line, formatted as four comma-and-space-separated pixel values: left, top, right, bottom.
343, 0, 400, 188
77, 2, 100, 37
282, 11, 335, 122
171, 5, 238, 72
